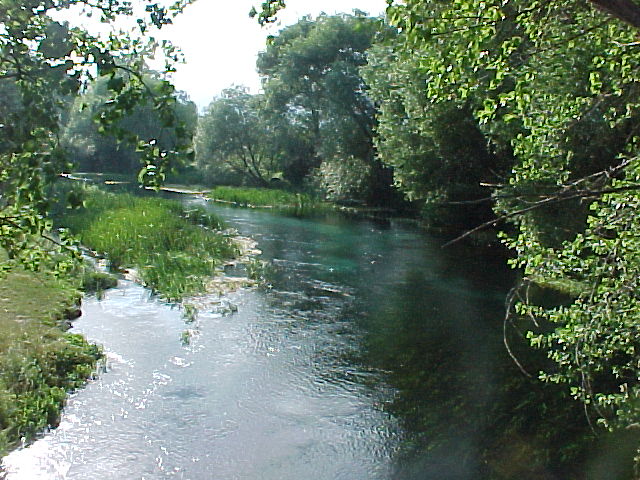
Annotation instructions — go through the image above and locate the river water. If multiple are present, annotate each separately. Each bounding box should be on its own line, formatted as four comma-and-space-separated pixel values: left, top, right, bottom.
3, 202, 528, 479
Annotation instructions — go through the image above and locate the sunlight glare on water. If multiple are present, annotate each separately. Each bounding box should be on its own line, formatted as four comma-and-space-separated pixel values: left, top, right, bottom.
3, 201, 514, 479
3, 214, 401, 478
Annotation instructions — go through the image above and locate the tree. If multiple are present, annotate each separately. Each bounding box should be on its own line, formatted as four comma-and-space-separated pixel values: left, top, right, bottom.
379, 0, 640, 462
363, 38, 515, 230
63, 71, 197, 175
195, 86, 282, 187
0, 0, 192, 271
256, 12, 396, 204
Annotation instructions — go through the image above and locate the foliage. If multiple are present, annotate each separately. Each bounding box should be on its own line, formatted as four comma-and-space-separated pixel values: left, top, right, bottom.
208, 185, 313, 208
0, 0, 193, 273
62, 74, 197, 175
256, 13, 396, 204
80, 269, 119, 295
195, 86, 283, 186
59, 188, 237, 301
249, 0, 286, 26
363, 41, 514, 229
309, 156, 373, 204
380, 0, 640, 463
0, 263, 101, 456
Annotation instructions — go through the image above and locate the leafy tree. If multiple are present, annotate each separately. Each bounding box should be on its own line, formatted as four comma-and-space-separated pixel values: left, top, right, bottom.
256, 12, 396, 204
309, 156, 373, 204
363, 38, 515, 229
0, 0, 192, 271
195, 86, 283, 187
379, 0, 640, 464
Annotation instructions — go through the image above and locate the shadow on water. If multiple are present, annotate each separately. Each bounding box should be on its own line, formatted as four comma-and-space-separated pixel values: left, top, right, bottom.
202, 203, 607, 479
343, 232, 626, 479
15, 186, 632, 479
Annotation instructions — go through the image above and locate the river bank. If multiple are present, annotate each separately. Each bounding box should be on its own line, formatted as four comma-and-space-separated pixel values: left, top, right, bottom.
0, 186, 250, 462
58, 188, 239, 302
0, 264, 101, 458
1, 197, 620, 478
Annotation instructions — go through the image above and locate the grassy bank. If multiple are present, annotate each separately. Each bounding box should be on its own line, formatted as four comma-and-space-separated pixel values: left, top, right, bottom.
0, 265, 101, 457
208, 186, 317, 208
59, 188, 238, 301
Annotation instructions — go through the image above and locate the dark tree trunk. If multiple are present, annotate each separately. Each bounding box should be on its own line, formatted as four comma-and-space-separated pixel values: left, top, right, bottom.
590, 0, 640, 29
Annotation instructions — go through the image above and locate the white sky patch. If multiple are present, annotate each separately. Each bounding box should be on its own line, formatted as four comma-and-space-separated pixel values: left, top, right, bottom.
155, 0, 388, 109
52, 0, 388, 109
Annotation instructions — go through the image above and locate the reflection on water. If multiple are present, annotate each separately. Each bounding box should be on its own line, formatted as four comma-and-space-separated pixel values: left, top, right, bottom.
2, 201, 593, 479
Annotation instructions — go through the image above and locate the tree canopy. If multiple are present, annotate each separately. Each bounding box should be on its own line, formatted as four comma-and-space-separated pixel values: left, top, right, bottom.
196, 86, 283, 187
5, 0, 640, 469
377, 0, 640, 452
63, 71, 197, 175
256, 12, 396, 204
0, 0, 192, 271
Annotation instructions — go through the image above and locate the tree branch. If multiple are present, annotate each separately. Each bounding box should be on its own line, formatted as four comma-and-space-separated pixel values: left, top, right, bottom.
590, 0, 640, 29
442, 182, 640, 247
0, 215, 77, 254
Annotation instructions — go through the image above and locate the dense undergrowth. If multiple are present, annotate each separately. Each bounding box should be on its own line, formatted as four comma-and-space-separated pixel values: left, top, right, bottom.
59, 188, 238, 301
0, 263, 101, 457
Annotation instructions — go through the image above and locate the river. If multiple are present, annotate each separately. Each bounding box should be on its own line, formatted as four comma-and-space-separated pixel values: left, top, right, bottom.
3, 201, 551, 479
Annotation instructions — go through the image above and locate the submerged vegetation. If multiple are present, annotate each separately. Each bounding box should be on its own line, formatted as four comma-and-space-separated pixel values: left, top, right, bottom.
0, 263, 101, 457
59, 189, 238, 302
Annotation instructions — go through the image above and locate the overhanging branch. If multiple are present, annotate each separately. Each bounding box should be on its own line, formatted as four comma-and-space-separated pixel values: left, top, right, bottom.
590, 0, 640, 29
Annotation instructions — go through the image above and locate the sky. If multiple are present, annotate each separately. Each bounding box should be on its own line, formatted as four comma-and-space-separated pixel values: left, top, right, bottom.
155, 0, 388, 109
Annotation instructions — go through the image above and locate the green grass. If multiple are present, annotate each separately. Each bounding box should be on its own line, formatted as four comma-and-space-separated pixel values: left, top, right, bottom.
208, 186, 316, 208
0, 264, 101, 457
59, 188, 238, 301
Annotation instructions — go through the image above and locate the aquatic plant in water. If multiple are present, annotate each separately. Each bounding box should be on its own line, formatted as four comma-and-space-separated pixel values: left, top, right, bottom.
208, 186, 314, 208
59, 188, 238, 301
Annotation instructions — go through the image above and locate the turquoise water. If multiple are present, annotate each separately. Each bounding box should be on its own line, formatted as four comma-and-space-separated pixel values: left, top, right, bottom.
5, 201, 575, 479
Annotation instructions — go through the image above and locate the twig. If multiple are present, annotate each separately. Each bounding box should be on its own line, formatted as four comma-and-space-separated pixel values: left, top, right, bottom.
504, 280, 534, 378
0, 215, 77, 254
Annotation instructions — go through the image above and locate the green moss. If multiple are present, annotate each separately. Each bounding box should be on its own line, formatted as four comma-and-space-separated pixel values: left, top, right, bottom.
531, 277, 586, 297
80, 270, 118, 294
0, 265, 101, 457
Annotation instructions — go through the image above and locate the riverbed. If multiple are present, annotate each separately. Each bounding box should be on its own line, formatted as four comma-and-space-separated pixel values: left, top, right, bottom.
3, 202, 526, 479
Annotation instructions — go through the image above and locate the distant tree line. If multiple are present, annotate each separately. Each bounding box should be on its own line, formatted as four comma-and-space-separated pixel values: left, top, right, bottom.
62, 70, 197, 175
195, 13, 400, 207
57, 10, 513, 225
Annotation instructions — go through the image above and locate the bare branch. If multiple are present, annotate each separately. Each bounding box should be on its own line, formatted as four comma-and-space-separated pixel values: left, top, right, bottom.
0, 215, 77, 254
442, 182, 640, 247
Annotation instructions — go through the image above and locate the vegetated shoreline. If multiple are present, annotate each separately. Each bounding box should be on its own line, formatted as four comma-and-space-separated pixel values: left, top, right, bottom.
201, 185, 501, 240
64, 173, 417, 225
59, 187, 240, 302
0, 187, 261, 462
0, 262, 102, 460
